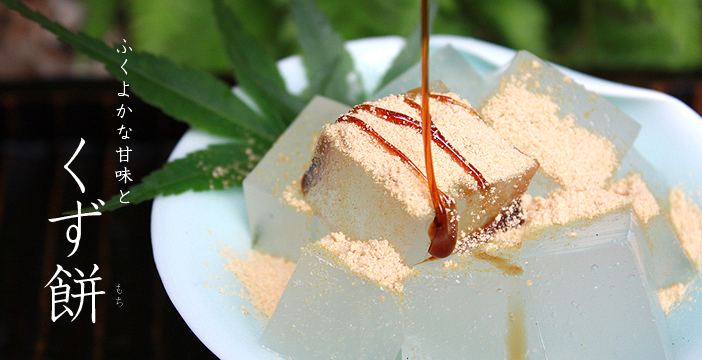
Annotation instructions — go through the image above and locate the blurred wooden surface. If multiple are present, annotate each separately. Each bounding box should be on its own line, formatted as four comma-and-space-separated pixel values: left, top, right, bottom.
0, 74, 700, 359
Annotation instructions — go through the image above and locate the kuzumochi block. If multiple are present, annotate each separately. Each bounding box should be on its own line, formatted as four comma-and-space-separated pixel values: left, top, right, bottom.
303, 92, 538, 264
614, 148, 697, 289
243, 96, 349, 261
520, 207, 673, 360
400, 252, 546, 360
260, 240, 405, 360
479, 51, 641, 194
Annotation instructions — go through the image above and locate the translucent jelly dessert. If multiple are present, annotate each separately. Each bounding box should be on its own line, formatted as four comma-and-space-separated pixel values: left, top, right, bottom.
401, 252, 544, 360
243, 96, 349, 261
260, 210, 677, 360
520, 206, 673, 360
261, 233, 546, 360
479, 51, 640, 197
612, 149, 697, 289
302, 92, 538, 265
373, 46, 484, 106
240, 45, 698, 360
260, 233, 407, 360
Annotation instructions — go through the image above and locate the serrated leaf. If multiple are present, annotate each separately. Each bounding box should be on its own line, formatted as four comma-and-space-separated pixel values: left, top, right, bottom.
290, 0, 364, 105
377, 0, 439, 91
212, 0, 305, 128
1, 0, 277, 144
84, 141, 268, 213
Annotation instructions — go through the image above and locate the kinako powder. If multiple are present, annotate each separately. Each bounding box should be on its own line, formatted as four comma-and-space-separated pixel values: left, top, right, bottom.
221, 247, 295, 319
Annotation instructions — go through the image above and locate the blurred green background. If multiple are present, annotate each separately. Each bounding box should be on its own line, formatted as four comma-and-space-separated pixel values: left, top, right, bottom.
80, 0, 702, 74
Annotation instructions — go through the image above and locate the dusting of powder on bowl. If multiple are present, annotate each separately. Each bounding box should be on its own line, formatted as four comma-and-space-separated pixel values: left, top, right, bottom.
222, 247, 296, 319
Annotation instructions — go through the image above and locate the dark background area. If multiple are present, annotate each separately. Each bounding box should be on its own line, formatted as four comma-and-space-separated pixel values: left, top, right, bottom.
1, 0, 702, 359
0, 78, 221, 359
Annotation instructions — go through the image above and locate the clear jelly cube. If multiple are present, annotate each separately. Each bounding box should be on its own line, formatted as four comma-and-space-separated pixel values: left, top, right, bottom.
400, 253, 546, 360
259, 245, 404, 360
373, 45, 484, 106
521, 207, 673, 359
615, 149, 697, 288
480, 51, 641, 194
243, 96, 349, 261
482, 51, 640, 158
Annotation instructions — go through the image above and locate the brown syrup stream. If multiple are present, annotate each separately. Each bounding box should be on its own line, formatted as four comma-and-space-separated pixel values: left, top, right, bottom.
419, 0, 454, 258
294, 1, 526, 355
507, 300, 527, 360
342, 2, 525, 355
401, 97, 487, 190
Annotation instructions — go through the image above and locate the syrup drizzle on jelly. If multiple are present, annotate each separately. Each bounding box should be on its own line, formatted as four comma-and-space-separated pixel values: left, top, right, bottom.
331, 98, 487, 257
302, 0, 487, 258
401, 97, 487, 190
341, 101, 487, 189
343, 97, 488, 191
334, 113, 457, 259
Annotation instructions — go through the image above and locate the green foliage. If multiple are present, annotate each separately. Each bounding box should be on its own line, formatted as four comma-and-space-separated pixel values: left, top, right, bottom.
315, 0, 421, 40
212, 0, 304, 131
224, 0, 293, 56
82, 0, 117, 38
290, 0, 365, 105
0, 0, 403, 213
126, 0, 229, 71
81, 0, 702, 72
476, 0, 550, 59
5, 0, 701, 214
0, 0, 283, 213
545, 0, 702, 70
0, 0, 277, 144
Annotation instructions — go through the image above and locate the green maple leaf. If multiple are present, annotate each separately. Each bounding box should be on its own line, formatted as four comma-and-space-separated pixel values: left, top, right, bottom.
290, 0, 365, 105
0, 0, 278, 144
212, 0, 306, 128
